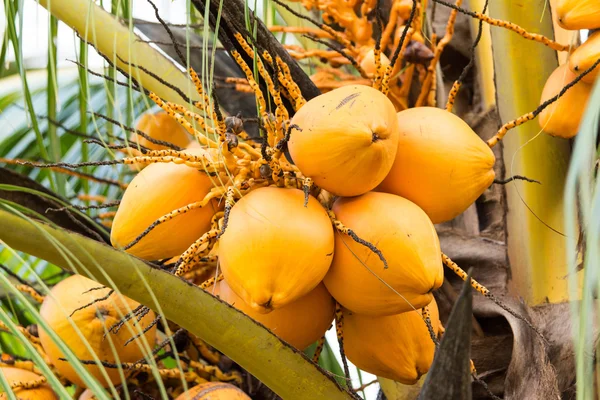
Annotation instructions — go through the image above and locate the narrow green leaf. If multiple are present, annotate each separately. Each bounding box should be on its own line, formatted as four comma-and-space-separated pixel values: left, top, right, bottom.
4, 0, 55, 189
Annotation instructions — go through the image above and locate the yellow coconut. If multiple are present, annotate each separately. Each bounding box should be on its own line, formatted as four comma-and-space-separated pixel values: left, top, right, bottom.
209, 280, 334, 350
344, 298, 441, 384
38, 275, 157, 388
377, 107, 495, 224
569, 31, 600, 84
288, 85, 400, 197
556, 0, 600, 30
539, 64, 593, 139
0, 367, 57, 400
219, 187, 334, 313
323, 192, 443, 316
175, 382, 251, 400
111, 149, 221, 261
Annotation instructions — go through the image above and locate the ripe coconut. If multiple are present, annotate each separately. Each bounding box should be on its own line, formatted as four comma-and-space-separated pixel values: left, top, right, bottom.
377, 107, 495, 224
218, 187, 334, 313
344, 298, 441, 384
111, 148, 222, 261
538, 64, 593, 139
175, 382, 251, 400
323, 192, 443, 316
0, 367, 57, 400
208, 280, 334, 350
556, 0, 600, 30
569, 31, 600, 84
38, 275, 157, 388
288, 85, 400, 197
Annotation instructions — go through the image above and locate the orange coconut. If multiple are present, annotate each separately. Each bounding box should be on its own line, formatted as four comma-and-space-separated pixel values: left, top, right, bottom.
38, 275, 157, 388
377, 107, 495, 224
131, 112, 192, 151
0, 367, 57, 400
323, 192, 443, 316
359, 48, 391, 76
556, 0, 600, 30
125, 112, 193, 171
539, 64, 593, 139
288, 85, 399, 197
208, 280, 334, 350
219, 187, 334, 313
111, 148, 221, 261
344, 298, 441, 384
569, 31, 600, 84
397, 0, 415, 20
175, 382, 250, 400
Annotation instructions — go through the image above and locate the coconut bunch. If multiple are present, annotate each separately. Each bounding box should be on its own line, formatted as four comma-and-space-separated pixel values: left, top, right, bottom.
537, 0, 600, 138
107, 72, 498, 383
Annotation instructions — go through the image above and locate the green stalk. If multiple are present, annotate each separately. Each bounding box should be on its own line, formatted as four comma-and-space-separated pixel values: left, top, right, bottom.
78, 38, 89, 200
105, 0, 120, 142
487, 0, 575, 305
0, 209, 354, 400
122, 0, 135, 130
47, 15, 65, 196
0, 26, 9, 78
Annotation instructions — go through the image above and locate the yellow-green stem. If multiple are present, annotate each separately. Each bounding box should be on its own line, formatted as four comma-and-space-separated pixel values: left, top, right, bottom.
39, 0, 201, 106
488, 0, 577, 304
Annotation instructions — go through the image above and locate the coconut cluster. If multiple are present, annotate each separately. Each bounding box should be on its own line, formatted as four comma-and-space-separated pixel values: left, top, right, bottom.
108, 81, 496, 383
